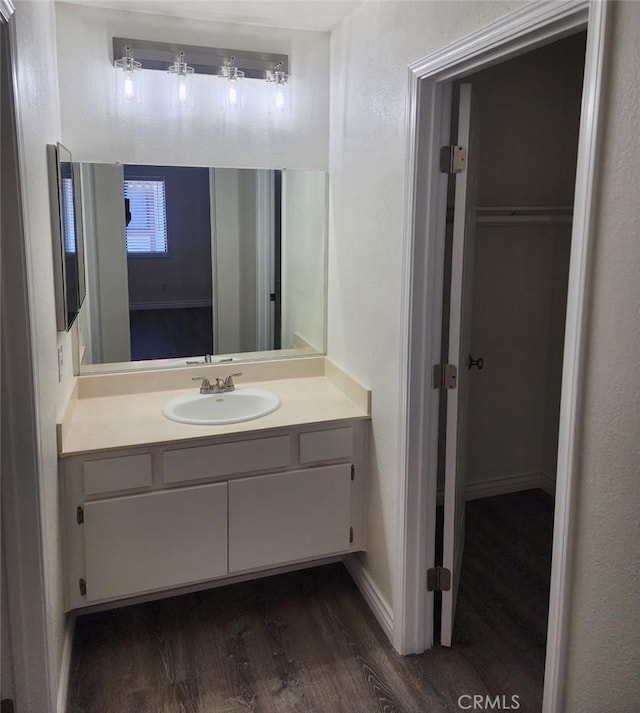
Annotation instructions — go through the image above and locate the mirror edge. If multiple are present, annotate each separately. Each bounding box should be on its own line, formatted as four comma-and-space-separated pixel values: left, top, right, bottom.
46, 142, 68, 331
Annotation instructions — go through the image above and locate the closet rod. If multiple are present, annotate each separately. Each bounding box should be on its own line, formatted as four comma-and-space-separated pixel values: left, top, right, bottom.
475, 205, 573, 224
444, 205, 574, 225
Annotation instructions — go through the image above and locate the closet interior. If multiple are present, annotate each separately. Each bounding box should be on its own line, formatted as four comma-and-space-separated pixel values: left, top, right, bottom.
466, 31, 587, 500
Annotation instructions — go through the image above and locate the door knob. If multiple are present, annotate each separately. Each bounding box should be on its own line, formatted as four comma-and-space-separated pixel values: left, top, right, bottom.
468, 355, 484, 370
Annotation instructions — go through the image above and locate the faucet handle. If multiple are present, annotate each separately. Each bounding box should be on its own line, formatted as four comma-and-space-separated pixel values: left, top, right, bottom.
224, 372, 243, 389
192, 376, 211, 393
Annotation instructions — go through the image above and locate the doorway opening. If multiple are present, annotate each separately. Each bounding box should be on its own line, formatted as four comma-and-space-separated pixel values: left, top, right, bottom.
431, 32, 587, 707
395, 3, 608, 712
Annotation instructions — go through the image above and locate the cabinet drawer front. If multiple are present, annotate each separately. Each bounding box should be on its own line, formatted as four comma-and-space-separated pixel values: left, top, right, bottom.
163, 435, 290, 484
228, 464, 351, 573
83, 454, 152, 496
83, 482, 228, 602
299, 427, 353, 464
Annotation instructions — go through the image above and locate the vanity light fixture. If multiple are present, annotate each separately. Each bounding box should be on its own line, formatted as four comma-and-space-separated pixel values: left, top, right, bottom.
218, 57, 244, 110
113, 45, 142, 104
168, 51, 194, 108
266, 62, 290, 114
111, 38, 290, 115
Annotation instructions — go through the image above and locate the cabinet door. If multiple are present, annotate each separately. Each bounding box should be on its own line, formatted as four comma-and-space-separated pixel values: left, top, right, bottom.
228, 464, 351, 573
84, 482, 227, 602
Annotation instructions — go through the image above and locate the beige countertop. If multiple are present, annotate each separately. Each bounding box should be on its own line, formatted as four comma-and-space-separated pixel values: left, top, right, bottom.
59, 374, 370, 457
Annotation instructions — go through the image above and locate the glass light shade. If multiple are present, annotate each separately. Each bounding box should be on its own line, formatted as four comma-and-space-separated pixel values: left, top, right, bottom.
114, 52, 142, 104
219, 62, 244, 110
168, 54, 194, 109
267, 70, 291, 114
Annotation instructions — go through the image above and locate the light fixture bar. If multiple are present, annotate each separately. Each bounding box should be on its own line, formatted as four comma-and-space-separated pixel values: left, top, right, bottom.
112, 38, 288, 79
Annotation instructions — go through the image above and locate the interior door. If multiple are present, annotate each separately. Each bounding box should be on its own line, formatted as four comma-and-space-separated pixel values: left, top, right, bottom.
441, 83, 477, 646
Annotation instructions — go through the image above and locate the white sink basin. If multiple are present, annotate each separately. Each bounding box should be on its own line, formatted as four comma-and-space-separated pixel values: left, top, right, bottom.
163, 387, 280, 425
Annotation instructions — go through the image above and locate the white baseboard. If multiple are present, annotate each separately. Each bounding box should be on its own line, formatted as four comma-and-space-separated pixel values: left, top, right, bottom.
129, 299, 212, 311
343, 554, 393, 643
57, 614, 76, 713
437, 470, 554, 505
539, 471, 556, 496
466, 471, 544, 501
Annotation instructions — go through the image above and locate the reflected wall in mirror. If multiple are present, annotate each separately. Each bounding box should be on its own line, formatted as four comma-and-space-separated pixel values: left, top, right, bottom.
47, 143, 86, 331
75, 164, 327, 372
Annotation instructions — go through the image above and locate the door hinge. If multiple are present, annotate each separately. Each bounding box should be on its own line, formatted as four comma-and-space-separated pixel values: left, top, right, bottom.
79, 578, 87, 596
440, 144, 467, 174
427, 566, 451, 592
351, 464, 355, 481
76, 506, 84, 524
349, 527, 354, 544
433, 363, 457, 390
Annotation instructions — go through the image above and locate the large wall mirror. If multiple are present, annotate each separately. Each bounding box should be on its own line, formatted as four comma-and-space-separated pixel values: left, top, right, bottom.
74, 163, 327, 374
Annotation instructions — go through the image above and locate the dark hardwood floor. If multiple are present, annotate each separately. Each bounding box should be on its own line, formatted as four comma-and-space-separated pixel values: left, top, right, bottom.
67, 489, 554, 713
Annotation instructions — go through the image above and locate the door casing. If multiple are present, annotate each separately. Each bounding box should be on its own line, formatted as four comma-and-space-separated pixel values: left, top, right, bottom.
394, 2, 608, 712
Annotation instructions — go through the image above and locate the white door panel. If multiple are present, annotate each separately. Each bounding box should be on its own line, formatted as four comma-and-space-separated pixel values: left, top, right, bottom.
441, 83, 477, 646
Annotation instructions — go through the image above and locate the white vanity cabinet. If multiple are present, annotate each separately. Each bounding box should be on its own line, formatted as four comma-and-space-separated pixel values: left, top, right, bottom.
61, 421, 367, 611
83, 482, 228, 602
228, 464, 352, 573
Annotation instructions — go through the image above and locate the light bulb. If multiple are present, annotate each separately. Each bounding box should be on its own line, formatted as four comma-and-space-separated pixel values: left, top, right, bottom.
274, 86, 285, 111
228, 82, 238, 108
124, 73, 135, 101
178, 78, 188, 105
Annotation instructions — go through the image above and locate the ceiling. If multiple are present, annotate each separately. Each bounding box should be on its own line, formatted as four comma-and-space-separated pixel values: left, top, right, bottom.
61, 0, 364, 32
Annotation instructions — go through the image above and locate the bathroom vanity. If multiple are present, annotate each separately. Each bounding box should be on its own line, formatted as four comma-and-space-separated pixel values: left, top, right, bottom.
58, 359, 370, 612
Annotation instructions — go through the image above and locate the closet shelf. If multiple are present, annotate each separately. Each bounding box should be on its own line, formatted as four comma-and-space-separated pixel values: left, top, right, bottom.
446, 206, 573, 225
476, 205, 573, 224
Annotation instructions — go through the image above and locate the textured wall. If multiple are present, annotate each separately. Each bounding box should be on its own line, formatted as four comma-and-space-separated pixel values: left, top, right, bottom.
54, 2, 329, 170
328, 0, 526, 605
562, 2, 640, 708
12, 0, 73, 705
282, 170, 327, 352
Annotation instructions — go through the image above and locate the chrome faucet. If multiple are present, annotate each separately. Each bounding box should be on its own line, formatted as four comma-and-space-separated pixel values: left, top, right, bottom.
192, 372, 243, 394
186, 354, 213, 365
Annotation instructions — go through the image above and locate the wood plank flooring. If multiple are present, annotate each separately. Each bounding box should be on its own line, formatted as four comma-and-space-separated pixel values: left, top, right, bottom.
67, 489, 554, 713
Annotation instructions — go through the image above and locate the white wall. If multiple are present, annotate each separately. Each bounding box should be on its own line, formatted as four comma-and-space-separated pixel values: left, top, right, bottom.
282, 170, 327, 352
561, 2, 640, 708
12, 0, 75, 706
330, 0, 640, 708
468, 223, 565, 487
328, 0, 525, 607
54, 2, 329, 170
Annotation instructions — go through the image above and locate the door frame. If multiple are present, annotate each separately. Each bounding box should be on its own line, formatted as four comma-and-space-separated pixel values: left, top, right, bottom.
2, 13, 54, 712
394, 2, 608, 711
255, 170, 275, 351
